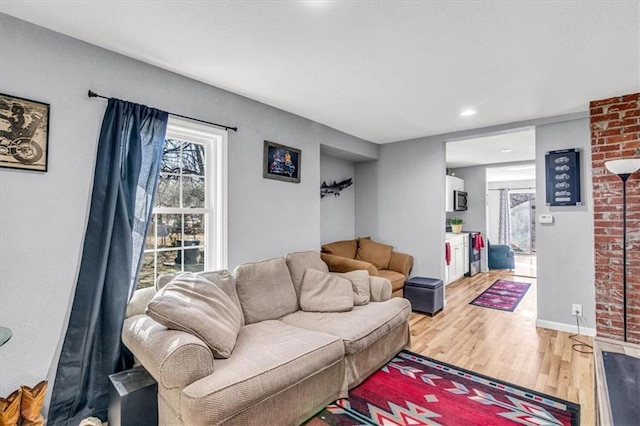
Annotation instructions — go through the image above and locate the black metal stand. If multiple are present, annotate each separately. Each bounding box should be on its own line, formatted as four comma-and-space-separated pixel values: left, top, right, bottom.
617, 173, 631, 342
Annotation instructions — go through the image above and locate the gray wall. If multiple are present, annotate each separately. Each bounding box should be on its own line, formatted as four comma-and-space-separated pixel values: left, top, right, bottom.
0, 14, 376, 399
535, 118, 595, 332
320, 155, 356, 243
445, 166, 487, 233
356, 137, 447, 279
356, 116, 594, 336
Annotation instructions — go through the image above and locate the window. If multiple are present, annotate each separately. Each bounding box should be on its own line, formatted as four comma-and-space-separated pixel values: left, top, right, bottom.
138, 116, 227, 289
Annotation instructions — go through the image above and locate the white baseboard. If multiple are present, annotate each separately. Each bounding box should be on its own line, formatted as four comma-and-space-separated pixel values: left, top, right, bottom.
535, 319, 597, 336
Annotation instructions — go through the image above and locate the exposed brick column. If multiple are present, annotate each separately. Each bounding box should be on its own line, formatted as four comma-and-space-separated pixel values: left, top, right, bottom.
591, 92, 640, 343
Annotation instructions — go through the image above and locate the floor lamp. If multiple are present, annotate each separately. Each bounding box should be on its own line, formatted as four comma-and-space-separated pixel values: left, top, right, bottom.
604, 158, 640, 342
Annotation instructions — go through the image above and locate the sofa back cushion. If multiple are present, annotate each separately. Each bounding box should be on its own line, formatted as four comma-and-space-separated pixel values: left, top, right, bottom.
321, 239, 357, 259
356, 237, 393, 269
234, 257, 298, 324
285, 251, 329, 299
146, 273, 242, 358
299, 269, 354, 312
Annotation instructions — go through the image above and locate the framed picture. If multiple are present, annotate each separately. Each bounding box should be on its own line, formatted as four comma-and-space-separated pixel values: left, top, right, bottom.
263, 140, 301, 183
545, 148, 581, 206
0, 93, 50, 172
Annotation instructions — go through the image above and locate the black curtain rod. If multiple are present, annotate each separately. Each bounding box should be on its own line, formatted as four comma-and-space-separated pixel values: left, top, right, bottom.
88, 90, 237, 132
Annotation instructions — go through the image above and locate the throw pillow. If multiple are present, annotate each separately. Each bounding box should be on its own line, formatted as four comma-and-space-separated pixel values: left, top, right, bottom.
146, 273, 242, 358
156, 270, 245, 325
299, 269, 354, 312
356, 237, 393, 269
198, 270, 245, 325
332, 270, 371, 305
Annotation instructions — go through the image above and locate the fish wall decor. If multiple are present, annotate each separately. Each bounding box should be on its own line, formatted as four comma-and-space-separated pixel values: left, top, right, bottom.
321, 178, 353, 198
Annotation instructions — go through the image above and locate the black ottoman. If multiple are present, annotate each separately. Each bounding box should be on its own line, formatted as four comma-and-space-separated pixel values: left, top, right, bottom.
404, 277, 444, 316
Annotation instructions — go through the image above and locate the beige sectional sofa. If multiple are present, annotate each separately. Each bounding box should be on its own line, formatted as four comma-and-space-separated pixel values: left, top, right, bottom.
122, 251, 411, 425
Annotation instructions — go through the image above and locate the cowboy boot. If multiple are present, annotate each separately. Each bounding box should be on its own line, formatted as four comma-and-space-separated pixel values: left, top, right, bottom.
20, 380, 48, 426
0, 388, 22, 426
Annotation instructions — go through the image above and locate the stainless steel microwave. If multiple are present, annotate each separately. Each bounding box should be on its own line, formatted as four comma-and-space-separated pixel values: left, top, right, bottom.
454, 190, 468, 211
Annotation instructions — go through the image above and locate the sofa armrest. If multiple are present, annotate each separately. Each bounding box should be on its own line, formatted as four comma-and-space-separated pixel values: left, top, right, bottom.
125, 287, 156, 319
388, 251, 414, 277
320, 253, 379, 277
122, 315, 215, 389
369, 276, 392, 302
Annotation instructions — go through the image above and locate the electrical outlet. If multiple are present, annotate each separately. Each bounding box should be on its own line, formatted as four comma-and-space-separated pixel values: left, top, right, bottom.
572, 304, 582, 317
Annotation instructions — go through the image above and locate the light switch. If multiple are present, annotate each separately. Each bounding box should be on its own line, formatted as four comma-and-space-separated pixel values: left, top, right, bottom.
539, 214, 554, 224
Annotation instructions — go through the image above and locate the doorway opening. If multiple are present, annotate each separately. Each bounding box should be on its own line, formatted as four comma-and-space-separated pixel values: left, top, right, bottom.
486, 164, 537, 278
445, 127, 538, 279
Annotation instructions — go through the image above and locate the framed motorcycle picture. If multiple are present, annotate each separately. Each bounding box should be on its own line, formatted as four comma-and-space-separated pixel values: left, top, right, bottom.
0, 93, 50, 172
263, 140, 301, 183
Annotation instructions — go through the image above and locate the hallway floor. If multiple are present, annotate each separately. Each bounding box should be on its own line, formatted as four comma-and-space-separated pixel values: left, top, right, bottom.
514, 253, 537, 277
409, 270, 593, 425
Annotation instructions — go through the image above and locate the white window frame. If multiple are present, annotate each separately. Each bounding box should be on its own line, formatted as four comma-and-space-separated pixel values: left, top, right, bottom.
142, 116, 227, 285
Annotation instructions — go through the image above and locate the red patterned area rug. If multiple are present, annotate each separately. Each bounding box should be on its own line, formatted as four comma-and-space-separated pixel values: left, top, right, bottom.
469, 279, 531, 312
308, 350, 579, 426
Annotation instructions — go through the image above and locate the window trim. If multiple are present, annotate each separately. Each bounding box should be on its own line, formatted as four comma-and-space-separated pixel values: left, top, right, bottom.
142, 116, 227, 286
166, 116, 228, 271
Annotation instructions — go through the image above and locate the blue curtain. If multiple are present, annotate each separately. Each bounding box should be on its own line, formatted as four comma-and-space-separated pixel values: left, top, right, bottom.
47, 99, 168, 425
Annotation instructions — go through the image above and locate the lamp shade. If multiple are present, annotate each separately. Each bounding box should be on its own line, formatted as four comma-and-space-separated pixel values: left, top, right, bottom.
604, 158, 640, 175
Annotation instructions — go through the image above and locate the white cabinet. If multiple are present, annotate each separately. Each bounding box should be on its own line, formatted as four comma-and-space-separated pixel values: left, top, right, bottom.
453, 242, 465, 277
445, 176, 464, 212
445, 233, 468, 285
463, 236, 469, 274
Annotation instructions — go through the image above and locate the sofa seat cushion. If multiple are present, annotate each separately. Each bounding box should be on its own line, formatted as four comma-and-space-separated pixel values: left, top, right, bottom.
378, 269, 406, 292
181, 320, 344, 425
280, 298, 411, 355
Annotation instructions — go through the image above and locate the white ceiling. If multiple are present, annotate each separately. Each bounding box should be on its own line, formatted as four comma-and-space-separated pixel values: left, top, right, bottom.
1, 1, 638, 144
486, 164, 536, 183
446, 127, 536, 168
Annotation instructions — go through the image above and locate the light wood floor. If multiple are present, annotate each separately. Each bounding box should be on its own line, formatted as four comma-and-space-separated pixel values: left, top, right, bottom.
514, 253, 537, 278
409, 270, 594, 425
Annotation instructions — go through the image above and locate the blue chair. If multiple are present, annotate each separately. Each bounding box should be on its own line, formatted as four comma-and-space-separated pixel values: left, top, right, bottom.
487, 239, 515, 270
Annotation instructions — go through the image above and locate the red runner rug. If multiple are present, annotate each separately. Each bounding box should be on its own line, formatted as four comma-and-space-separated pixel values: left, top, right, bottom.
469, 279, 531, 312
308, 350, 579, 426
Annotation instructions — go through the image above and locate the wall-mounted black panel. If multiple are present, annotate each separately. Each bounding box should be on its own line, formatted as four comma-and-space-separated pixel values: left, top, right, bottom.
545, 149, 581, 206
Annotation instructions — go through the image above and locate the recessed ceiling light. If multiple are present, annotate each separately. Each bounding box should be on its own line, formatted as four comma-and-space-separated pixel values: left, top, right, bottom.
501, 149, 513, 153
305, 0, 328, 7
460, 109, 477, 117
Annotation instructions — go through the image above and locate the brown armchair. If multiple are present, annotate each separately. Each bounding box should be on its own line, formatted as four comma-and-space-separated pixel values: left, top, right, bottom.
321, 237, 413, 298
